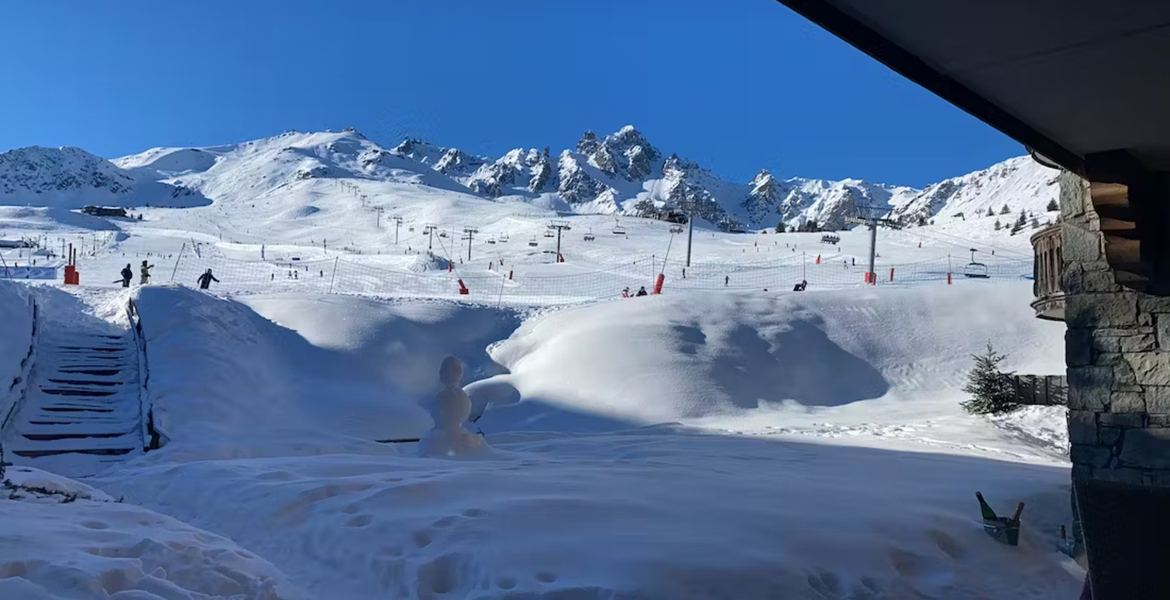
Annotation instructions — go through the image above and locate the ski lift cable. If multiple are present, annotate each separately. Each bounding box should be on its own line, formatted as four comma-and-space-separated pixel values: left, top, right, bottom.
904, 227, 1031, 259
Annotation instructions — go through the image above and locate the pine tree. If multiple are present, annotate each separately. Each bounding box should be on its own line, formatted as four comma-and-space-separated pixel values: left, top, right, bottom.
1000, 204, 1011, 215
1046, 199, 1058, 211
994, 219, 1001, 230
987, 207, 996, 217
961, 343, 1019, 415
1031, 216, 1041, 228
1010, 210, 1027, 235
776, 221, 785, 234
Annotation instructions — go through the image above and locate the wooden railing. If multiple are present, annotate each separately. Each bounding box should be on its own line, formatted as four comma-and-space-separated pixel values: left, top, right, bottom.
1012, 374, 1067, 406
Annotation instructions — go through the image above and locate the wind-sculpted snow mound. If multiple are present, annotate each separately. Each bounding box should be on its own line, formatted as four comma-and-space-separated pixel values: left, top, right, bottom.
476, 282, 1065, 433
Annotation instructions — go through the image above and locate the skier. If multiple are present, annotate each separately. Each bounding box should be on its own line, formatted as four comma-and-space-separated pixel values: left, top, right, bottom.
140, 260, 154, 285
635, 286, 648, 297
119, 264, 133, 288
197, 268, 219, 290
724, 275, 730, 287
622, 287, 630, 298
852, 257, 855, 266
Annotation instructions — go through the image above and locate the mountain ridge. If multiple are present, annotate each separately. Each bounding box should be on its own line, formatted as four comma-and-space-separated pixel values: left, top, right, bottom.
3, 126, 1057, 235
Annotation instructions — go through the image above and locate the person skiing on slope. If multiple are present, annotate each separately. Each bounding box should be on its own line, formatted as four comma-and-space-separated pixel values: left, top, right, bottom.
140, 260, 153, 285
197, 269, 219, 290
635, 286, 648, 297
622, 287, 630, 298
724, 275, 730, 286
119, 264, 133, 288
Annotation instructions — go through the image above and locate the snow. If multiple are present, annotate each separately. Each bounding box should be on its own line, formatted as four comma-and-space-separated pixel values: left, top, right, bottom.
92, 432, 1078, 600
0, 146, 209, 210
0, 485, 310, 600
0, 128, 1083, 599
476, 282, 1065, 449
0, 280, 33, 428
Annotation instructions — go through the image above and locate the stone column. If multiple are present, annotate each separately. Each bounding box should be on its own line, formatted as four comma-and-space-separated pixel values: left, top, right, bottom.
1062, 169, 1170, 552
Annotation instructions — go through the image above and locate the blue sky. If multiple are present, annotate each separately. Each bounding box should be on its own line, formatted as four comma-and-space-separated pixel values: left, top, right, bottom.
1, 0, 1021, 188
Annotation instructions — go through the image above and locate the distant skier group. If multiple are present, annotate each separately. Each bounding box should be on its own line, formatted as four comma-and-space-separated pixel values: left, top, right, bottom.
621, 286, 649, 298
115, 261, 218, 291
117, 260, 154, 287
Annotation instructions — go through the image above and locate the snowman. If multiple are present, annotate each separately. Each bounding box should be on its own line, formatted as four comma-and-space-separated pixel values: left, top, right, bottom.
418, 356, 488, 458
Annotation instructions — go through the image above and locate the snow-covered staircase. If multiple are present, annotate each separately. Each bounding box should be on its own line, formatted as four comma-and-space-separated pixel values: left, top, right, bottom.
6, 328, 143, 466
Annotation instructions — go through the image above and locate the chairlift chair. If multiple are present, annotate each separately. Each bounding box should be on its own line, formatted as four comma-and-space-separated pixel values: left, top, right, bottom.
544, 230, 555, 238
584, 228, 595, 241
964, 248, 990, 278
669, 225, 683, 234
612, 217, 626, 235
499, 234, 509, 242
487, 237, 496, 244
528, 237, 538, 247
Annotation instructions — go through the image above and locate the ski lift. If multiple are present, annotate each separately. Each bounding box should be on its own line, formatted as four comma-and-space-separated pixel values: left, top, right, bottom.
408, 227, 415, 232
487, 237, 496, 245
543, 230, 555, 238
439, 231, 449, 238
528, 237, 538, 247
584, 228, 595, 241
669, 225, 683, 234
612, 217, 626, 235
499, 234, 509, 243
964, 248, 990, 278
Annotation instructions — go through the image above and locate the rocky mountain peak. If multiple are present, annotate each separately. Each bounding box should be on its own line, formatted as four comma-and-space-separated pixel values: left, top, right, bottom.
577, 131, 601, 155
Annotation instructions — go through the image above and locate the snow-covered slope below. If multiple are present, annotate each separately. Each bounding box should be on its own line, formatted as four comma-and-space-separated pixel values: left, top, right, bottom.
0, 146, 208, 209
475, 281, 1066, 453
77, 284, 1076, 600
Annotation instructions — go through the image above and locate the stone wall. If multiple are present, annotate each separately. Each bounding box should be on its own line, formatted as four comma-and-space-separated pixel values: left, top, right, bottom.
1063, 170, 1170, 489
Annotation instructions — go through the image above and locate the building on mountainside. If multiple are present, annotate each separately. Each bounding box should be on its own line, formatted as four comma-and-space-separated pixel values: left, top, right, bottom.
81, 206, 129, 218
777, 1, 1170, 597
654, 209, 688, 224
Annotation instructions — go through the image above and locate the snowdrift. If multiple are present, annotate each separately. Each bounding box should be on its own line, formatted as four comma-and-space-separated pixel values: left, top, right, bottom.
238, 294, 519, 399
476, 282, 1065, 432
132, 289, 518, 458
1, 471, 310, 600
0, 281, 33, 426
99, 430, 1079, 600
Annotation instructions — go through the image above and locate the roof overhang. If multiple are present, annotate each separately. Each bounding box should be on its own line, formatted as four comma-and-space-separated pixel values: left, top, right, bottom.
774, 0, 1170, 177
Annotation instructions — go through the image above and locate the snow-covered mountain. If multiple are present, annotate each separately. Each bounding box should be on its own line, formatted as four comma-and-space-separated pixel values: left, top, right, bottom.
0, 146, 207, 209
889, 156, 1060, 228
393, 125, 920, 232
3, 126, 1059, 237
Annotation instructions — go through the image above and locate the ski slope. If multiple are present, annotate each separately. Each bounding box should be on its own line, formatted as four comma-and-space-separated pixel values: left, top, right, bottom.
0, 130, 1080, 599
